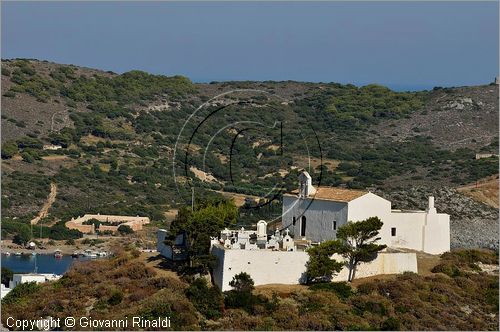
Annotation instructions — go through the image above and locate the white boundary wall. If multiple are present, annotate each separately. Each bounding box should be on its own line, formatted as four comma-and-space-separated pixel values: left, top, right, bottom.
211, 245, 417, 291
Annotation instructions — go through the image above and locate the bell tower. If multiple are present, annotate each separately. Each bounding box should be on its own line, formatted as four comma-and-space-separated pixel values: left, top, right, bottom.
298, 171, 316, 198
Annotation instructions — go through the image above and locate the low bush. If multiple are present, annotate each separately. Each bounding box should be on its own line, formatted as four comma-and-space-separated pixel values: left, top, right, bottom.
185, 278, 224, 319
309, 281, 353, 299
108, 289, 124, 305
2, 282, 41, 305
431, 262, 462, 277
380, 316, 401, 330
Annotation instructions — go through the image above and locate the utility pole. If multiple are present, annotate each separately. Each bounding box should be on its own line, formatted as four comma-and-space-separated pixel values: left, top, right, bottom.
191, 186, 195, 211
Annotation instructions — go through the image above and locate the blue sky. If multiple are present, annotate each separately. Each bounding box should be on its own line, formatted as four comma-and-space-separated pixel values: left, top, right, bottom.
2, 1, 498, 90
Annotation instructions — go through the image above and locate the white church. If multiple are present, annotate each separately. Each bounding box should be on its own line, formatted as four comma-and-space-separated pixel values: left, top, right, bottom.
282, 171, 450, 255
159, 171, 451, 290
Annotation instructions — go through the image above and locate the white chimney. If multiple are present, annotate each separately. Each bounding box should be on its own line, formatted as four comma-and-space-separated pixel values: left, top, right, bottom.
427, 196, 437, 214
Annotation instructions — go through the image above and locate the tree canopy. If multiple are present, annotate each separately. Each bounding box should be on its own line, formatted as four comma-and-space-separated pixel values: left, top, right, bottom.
167, 199, 238, 273
336, 216, 387, 281
305, 241, 344, 284
305, 216, 386, 283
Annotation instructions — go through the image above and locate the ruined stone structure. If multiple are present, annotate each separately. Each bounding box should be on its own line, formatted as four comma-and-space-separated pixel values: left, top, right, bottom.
65, 214, 150, 234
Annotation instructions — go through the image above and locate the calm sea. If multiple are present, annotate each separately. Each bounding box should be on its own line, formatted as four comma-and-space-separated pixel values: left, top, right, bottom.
1, 254, 93, 275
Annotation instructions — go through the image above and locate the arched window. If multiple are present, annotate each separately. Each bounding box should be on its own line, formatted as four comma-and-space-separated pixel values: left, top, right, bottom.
301, 216, 307, 237
333, 220, 337, 230
292, 216, 296, 226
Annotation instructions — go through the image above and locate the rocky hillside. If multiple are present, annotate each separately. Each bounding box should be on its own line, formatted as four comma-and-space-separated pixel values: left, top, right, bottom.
372, 86, 499, 152
1, 58, 498, 247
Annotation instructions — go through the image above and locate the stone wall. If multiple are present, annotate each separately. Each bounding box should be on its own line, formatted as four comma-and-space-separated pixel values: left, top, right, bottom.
64, 221, 94, 233
65, 214, 150, 234
211, 245, 417, 291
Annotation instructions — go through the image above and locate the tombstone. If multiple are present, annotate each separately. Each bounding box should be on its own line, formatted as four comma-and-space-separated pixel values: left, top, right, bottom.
256, 220, 267, 240
282, 229, 295, 251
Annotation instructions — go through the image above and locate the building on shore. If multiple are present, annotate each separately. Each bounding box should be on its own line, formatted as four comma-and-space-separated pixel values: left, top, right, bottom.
65, 214, 150, 234
1, 284, 11, 299
475, 153, 499, 160
8, 273, 62, 289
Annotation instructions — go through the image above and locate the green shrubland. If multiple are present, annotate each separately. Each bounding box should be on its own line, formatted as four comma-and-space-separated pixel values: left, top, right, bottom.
1, 249, 497, 330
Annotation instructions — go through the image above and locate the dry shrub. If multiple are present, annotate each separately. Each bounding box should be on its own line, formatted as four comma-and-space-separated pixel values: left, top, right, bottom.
298, 311, 333, 330
128, 288, 151, 302
138, 289, 199, 330
217, 309, 264, 330
113, 261, 156, 280
442, 249, 498, 265
110, 252, 133, 267
146, 275, 186, 291
93, 282, 115, 298
271, 299, 301, 330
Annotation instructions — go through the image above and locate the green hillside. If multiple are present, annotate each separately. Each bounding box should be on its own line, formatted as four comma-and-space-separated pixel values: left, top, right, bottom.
1, 59, 498, 235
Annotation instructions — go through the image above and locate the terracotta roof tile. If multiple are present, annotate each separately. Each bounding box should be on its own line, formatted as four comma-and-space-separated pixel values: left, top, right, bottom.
286, 187, 367, 202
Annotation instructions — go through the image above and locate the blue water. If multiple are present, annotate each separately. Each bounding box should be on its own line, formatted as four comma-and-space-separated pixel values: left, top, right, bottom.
1, 254, 92, 275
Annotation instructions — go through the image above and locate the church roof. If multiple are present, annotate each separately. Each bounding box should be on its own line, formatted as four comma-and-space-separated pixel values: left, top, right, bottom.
286, 187, 368, 202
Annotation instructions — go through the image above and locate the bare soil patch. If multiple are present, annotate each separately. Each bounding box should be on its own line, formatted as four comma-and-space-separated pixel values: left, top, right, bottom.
457, 175, 499, 209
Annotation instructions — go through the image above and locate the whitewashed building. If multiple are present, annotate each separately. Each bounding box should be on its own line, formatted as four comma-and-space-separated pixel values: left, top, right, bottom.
8, 273, 62, 289
157, 229, 188, 261
282, 171, 450, 255
210, 221, 417, 291
158, 171, 450, 290
1, 284, 11, 299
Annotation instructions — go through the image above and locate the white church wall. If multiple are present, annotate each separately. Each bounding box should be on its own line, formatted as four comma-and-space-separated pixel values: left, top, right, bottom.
423, 213, 450, 254
282, 195, 348, 242
211, 245, 418, 291
382, 213, 426, 251
332, 252, 418, 281
347, 193, 392, 222
211, 244, 309, 291
211, 245, 226, 290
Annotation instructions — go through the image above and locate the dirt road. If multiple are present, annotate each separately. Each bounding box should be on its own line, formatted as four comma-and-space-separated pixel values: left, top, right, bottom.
30, 182, 57, 225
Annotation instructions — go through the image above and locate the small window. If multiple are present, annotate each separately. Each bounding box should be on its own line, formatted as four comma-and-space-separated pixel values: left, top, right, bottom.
292, 216, 296, 226
333, 220, 337, 230
391, 227, 396, 237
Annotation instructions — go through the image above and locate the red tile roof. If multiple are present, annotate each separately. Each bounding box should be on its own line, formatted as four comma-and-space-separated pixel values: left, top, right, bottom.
286, 187, 368, 202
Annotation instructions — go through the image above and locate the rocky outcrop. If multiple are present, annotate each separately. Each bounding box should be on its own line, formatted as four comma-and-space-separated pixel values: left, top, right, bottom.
377, 187, 499, 250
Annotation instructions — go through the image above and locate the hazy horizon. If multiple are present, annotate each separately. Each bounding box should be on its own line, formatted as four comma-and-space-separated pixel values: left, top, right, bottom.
2, 1, 498, 90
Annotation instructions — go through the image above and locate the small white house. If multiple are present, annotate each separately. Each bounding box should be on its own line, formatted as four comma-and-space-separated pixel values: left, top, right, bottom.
282, 171, 450, 255
9, 273, 62, 289
157, 229, 188, 260
1, 284, 11, 299
42, 144, 63, 151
